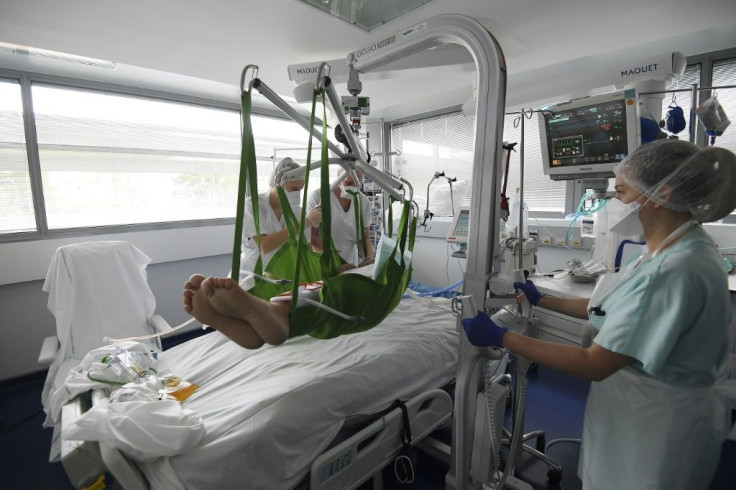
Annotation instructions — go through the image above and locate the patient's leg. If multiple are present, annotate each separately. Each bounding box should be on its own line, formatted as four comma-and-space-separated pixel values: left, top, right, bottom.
204, 277, 290, 346
183, 274, 265, 349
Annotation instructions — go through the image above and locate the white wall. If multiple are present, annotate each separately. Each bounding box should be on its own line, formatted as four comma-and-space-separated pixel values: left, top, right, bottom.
0, 225, 233, 286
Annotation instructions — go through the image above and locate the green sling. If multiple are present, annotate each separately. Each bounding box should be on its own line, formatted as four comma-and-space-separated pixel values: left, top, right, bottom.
232, 86, 415, 339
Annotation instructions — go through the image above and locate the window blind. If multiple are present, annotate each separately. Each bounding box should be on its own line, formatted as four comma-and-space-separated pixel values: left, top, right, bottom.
390, 110, 566, 216
0, 79, 35, 233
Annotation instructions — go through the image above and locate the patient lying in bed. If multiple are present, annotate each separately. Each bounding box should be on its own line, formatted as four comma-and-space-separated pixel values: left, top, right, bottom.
183, 264, 375, 349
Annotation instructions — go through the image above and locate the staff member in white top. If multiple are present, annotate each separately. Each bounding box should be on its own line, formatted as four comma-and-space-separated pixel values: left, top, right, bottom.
239, 157, 321, 287
307, 169, 375, 268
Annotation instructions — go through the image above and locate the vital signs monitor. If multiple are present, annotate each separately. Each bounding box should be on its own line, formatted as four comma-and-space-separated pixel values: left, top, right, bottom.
447, 207, 470, 243
538, 89, 640, 181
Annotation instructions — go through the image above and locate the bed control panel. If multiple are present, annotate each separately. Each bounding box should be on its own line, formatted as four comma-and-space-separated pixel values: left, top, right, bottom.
318, 449, 355, 483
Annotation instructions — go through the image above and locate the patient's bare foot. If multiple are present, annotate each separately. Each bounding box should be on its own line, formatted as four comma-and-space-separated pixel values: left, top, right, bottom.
204, 277, 290, 346
182, 274, 207, 315
183, 274, 265, 349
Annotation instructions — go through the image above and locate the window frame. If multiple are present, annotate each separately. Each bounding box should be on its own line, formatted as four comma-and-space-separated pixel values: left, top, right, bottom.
0, 67, 290, 244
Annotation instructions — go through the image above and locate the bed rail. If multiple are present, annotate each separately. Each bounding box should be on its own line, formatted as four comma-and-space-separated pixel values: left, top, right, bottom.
309, 388, 453, 490
59, 388, 452, 490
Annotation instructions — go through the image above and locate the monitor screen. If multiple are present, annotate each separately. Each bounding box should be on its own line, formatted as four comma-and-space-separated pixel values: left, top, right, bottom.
447, 208, 470, 244
539, 89, 639, 181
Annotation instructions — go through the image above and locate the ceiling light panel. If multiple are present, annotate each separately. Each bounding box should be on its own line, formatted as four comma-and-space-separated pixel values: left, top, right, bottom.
298, 0, 436, 31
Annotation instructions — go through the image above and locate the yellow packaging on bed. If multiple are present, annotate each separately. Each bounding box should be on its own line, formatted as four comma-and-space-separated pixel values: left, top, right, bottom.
160, 374, 199, 402
170, 383, 199, 402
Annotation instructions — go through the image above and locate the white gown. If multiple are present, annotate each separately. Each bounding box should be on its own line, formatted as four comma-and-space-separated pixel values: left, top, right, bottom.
239, 191, 303, 288
579, 224, 735, 490
307, 188, 372, 265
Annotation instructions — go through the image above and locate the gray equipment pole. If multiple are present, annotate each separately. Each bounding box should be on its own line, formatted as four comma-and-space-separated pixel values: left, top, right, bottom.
252, 79, 346, 159
322, 79, 406, 201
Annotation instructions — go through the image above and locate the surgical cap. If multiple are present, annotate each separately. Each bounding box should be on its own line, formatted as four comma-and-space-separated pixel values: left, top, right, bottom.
270, 157, 301, 188
614, 139, 736, 222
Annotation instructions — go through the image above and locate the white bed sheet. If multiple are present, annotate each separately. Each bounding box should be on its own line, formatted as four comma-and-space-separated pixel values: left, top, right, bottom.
139, 298, 459, 489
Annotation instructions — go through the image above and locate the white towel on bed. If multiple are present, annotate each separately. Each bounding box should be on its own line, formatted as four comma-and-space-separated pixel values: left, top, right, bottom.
64, 395, 205, 462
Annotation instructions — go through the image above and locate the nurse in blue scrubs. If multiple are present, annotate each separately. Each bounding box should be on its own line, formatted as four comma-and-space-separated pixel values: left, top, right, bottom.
463, 139, 736, 490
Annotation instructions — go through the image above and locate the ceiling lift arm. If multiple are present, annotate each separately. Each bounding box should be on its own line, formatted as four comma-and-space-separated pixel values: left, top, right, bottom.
321, 75, 406, 201
245, 62, 408, 202
348, 15, 505, 280
241, 65, 342, 182
247, 76, 346, 160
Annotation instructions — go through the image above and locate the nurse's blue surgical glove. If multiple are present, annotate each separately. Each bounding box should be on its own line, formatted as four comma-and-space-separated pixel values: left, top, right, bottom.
513, 280, 543, 306
462, 311, 508, 347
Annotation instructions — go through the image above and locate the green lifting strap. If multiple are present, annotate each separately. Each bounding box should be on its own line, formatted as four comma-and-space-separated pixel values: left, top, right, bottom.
246, 88, 341, 302
287, 88, 416, 338
292, 199, 416, 339
317, 90, 341, 281
350, 191, 368, 259
231, 89, 262, 281
387, 196, 395, 238
232, 81, 414, 339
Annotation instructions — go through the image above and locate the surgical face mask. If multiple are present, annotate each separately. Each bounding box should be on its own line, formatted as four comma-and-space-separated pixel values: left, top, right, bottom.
285, 190, 301, 208
340, 185, 358, 199
607, 198, 644, 236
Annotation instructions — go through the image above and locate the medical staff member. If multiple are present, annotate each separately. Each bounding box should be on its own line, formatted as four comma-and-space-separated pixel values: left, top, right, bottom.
463, 139, 736, 490
307, 168, 375, 267
239, 157, 321, 287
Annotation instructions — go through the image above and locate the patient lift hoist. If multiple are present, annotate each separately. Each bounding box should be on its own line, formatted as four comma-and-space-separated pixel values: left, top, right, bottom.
60, 15, 545, 490
283, 15, 555, 489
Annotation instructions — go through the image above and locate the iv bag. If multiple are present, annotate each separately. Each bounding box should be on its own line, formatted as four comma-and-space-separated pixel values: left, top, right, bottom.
507, 189, 528, 236
697, 96, 731, 137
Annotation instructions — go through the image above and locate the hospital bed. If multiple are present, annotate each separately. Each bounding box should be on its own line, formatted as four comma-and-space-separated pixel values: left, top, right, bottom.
41, 241, 460, 489
44, 14, 512, 488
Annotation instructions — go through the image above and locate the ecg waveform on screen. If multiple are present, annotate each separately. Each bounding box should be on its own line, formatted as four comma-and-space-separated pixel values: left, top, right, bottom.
548, 100, 628, 166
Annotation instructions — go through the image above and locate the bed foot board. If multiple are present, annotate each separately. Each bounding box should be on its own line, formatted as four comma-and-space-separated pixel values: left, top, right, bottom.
310, 388, 453, 490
